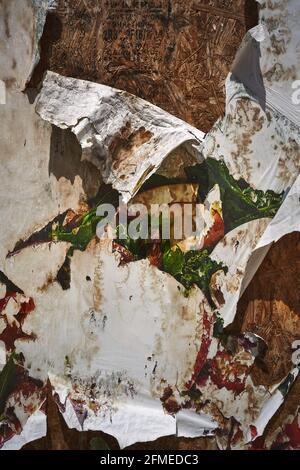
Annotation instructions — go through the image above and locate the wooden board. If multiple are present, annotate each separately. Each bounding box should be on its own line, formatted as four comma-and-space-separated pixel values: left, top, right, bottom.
30, 0, 258, 132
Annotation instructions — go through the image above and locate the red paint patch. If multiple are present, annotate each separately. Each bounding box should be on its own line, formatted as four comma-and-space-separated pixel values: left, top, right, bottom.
0, 293, 36, 351
0, 364, 45, 449
209, 350, 247, 394
112, 242, 135, 264
147, 243, 162, 268
187, 306, 213, 388
285, 416, 300, 448
250, 424, 258, 440
203, 211, 225, 249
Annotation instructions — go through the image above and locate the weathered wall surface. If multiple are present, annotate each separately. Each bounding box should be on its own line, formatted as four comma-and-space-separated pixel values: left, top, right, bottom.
1, 0, 300, 451
20, 0, 300, 451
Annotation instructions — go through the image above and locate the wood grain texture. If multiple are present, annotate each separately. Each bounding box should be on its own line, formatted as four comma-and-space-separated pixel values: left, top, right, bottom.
30, 0, 258, 132
229, 232, 300, 388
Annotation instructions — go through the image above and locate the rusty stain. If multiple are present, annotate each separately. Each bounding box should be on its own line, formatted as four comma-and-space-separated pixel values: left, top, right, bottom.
109, 123, 153, 170
38, 274, 55, 293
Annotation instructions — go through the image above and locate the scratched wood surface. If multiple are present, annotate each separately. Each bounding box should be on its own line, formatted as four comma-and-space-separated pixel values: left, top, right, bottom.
24, 0, 300, 450
230, 232, 300, 388
30, 0, 258, 132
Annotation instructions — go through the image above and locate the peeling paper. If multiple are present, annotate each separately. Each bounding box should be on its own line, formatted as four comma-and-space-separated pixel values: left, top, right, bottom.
250, 368, 300, 442
1, 0, 300, 451
176, 409, 218, 438
28, 0, 54, 86
35, 71, 204, 202
210, 218, 270, 326
256, 175, 300, 249
0, 0, 51, 90
172, 1, 300, 445
0, 0, 101, 268
12, 239, 212, 447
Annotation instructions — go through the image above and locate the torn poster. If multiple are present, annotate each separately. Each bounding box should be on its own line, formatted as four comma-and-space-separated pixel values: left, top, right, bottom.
0, 0, 51, 91
0, 0, 300, 450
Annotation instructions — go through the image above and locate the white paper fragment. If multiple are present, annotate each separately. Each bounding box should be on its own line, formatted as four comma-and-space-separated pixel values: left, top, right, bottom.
211, 218, 270, 326
61, 398, 82, 433
3, 243, 70, 297
1, 410, 46, 450
83, 401, 175, 449
8, 239, 213, 447
0, 284, 6, 300
256, 176, 300, 249
35, 71, 204, 202
176, 410, 218, 438
0, 0, 50, 91
0, 341, 6, 367
242, 175, 300, 302
250, 368, 300, 442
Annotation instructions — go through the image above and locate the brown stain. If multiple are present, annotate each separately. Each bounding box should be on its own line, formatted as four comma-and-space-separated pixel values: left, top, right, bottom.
38, 274, 55, 293
109, 122, 153, 170
277, 137, 300, 186
211, 286, 225, 308
4, 77, 16, 90
4, 9, 10, 38
227, 100, 265, 180
264, 63, 297, 82
262, 3, 298, 84
160, 385, 181, 414
180, 305, 194, 322
269, 34, 288, 56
